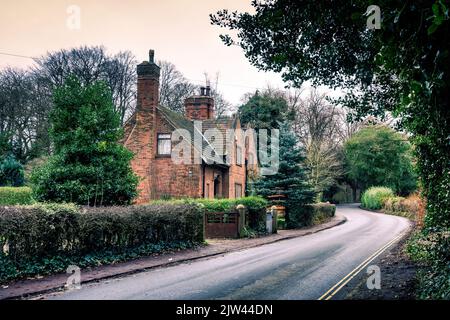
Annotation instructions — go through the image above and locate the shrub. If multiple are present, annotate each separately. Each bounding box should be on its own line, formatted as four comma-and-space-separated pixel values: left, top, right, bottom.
286, 204, 313, 229
30, 77, 139, 206
311, 202, 336, 225
0, 187, 34, 205
361, 186, 394, 210
382, 194, 421, 221
0, 155, 24, 187
0, 203, 204, 283
407, 230, 450, 299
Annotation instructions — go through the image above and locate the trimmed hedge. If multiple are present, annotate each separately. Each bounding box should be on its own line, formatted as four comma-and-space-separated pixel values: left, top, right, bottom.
311, 202, 336, 225
361, 187, 395, 210
151, 196, 268, 233
0, 187, 34, 205
0, 203, 204, 283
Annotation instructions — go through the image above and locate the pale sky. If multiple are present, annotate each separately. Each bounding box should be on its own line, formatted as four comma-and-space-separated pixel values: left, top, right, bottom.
0, 0, 292, 106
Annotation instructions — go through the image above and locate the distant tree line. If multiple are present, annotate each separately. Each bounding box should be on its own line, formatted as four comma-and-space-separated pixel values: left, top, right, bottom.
0, 46, 232, 165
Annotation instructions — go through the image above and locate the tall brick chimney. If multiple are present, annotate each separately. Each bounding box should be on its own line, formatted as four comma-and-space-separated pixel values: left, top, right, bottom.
137, 49, 160, 112
124, 50, 160, 203
185, 86, 215, 120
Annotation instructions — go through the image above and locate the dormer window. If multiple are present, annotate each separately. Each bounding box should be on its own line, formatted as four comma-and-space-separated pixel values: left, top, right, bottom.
157, 133, 171, 156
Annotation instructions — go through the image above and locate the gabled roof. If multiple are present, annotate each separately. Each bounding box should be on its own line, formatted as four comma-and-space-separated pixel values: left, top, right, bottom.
157, 105, 238, 166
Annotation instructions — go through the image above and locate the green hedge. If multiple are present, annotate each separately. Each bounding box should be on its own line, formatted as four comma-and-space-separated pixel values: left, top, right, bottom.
361, 187, 395, 210
311, 202, 336, 225
407, 230, 450, 299
0, 187, 34, 205
0, 203, 204, 283
151, 196, 268, 233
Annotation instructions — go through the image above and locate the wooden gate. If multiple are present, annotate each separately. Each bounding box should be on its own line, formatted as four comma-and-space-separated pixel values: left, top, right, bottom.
204, 212, 240, 238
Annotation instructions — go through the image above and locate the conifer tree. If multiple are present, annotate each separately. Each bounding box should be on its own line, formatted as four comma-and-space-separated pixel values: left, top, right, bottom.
31, 76, 138, 205
254, 122, 315, 227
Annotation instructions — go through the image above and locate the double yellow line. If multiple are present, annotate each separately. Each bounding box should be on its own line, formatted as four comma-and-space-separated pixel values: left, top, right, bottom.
318, 231, 406, 300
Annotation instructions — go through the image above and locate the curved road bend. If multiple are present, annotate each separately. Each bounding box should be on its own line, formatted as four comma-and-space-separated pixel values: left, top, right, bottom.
47, 204, 411, 300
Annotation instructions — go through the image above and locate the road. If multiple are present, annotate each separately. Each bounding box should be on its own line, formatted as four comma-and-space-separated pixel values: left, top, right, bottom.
46, 204, 411, 300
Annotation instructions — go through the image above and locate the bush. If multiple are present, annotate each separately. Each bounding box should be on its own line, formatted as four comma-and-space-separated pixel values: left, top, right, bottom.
361, 186, 394, 210
311, 202, 336, 225
0, 155, 24, 187
286, 204, 313, 229
30, 77, 139, 206
407, 230, 450, 299
0, 203, 204, 283
382, 194, 421, 221
0, 187, 34, 205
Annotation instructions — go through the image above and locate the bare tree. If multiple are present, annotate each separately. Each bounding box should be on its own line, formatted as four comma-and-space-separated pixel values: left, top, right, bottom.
158, 60, 197, 114
104, 51, 137, 124
0, 68, 51, 161
204, 72, 234, 118
292, 89, 344, 201
35, 46, 137, 125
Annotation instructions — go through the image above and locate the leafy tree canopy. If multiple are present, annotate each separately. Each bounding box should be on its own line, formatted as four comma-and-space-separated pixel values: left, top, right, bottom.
344, 125, 417, 195
239, 90, 291, 129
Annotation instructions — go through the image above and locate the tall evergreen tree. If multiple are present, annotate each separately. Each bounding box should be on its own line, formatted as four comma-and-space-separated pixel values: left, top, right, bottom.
31, 76, 138, 205
254, 122, 315, 228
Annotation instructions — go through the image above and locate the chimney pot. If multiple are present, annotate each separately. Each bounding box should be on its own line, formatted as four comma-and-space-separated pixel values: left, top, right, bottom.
200, 87, 206, 96
149, 50, 155, 63
205, 86, 211, 96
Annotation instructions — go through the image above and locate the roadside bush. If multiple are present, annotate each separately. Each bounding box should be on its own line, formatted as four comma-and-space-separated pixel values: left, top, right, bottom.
311, 202, 336, 225
382, 194, 421, 221
361, 187, 394, 210
0, 203, 204, 283
0, 187, 34, 205
407, 230, 450, 299
286, 204, 313, 229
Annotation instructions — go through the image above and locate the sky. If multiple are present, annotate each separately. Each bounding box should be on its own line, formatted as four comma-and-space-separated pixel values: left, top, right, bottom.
0, 0, 293, 106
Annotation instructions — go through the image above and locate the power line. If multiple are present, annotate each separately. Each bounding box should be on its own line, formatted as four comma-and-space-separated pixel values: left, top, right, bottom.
0, 51, 38, 60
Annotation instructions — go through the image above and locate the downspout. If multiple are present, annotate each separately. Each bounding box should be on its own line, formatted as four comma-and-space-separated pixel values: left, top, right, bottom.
201, 161, 206, 198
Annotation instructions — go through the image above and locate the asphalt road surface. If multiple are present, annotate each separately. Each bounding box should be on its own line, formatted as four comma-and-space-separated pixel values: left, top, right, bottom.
46, 204, 411, 300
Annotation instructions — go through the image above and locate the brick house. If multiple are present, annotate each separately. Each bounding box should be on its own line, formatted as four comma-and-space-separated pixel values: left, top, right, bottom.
122, 50, 258, 203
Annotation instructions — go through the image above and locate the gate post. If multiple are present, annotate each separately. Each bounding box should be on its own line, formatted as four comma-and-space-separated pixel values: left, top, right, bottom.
236, 204, 246, 237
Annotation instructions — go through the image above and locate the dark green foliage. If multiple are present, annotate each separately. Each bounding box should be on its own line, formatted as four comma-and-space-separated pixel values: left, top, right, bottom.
407, 230, 450, 299
0, 203, 204, 283
0, 155, 24, 187
0, 187, 34, 205
238, 91, 291, 129
30, 76, 138, 205
254, 122, 315, 228
311, 202, 336, 225
345, 126, 417, 195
